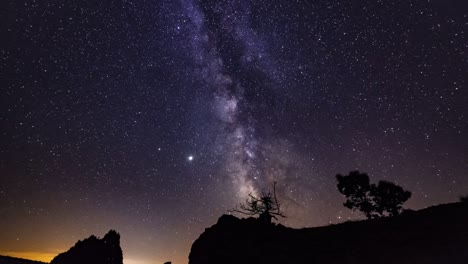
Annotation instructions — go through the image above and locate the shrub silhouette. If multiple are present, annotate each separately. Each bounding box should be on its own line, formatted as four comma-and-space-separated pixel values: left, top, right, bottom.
337, 171, 411, 219
229, 181, 285, 224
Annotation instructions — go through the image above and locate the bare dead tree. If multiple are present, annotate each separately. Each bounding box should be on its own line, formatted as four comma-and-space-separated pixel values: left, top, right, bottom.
229, 181, 285, 224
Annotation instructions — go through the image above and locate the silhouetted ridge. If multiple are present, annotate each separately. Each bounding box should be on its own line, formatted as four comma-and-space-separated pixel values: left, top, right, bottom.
50, 230, 123, 264
189, 202, 468, 264
0, 255, 46, 264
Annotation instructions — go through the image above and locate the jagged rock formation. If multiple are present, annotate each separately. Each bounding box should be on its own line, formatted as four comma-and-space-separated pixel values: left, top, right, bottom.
189, 202, 468, 264
50, 230, 123, 264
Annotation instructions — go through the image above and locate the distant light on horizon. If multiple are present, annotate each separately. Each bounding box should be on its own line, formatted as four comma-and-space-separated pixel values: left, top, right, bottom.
0, 251, 58, 263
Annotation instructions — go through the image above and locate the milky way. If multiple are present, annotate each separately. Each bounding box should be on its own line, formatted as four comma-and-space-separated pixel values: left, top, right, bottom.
182, 0, 309, 201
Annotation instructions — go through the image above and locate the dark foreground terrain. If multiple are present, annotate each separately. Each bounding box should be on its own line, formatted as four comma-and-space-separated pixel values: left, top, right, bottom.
2, 203, 467, 264
50, 230, 122, 264
0, 230, 122, 264
0, 256, 45, 264
189, 202, 468, 264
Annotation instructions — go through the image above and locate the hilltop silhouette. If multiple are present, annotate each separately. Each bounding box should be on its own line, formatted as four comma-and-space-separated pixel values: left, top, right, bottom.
0, 230, 122, 264
50, 230, 123, 264
189, 202, 468, 264
3, 202, 468, 264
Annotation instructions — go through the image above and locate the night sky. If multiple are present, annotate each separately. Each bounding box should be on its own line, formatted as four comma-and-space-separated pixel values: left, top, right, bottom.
1, 0, 467, 263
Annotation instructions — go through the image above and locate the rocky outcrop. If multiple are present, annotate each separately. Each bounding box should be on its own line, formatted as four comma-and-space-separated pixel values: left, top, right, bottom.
189, 202, 468, 264
50, 230, 123, 264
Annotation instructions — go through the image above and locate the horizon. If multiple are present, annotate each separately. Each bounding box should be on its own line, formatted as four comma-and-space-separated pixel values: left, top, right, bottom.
1, 0, 467, 263
2, 200, 467, 263
1, 200, 466, 264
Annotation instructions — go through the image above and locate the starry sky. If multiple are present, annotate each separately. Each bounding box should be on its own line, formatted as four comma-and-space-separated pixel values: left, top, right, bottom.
1, 0, 467, 263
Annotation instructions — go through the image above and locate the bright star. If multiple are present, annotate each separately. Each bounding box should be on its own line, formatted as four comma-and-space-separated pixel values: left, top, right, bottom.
188, 155, 194, 161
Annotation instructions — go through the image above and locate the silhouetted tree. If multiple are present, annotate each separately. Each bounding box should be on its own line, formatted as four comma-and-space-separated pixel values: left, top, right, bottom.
372, 181, 412, 217
336, 171, 377, 219
229, 181, 285, 224
336, 171, 412, 219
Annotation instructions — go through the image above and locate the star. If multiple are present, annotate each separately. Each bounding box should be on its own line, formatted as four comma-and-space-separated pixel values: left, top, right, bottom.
188, 155, 194, 162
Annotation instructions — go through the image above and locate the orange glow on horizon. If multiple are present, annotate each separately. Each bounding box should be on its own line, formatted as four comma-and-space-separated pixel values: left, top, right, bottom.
0, 250, 174, 264
0, 251, 59, 263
